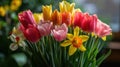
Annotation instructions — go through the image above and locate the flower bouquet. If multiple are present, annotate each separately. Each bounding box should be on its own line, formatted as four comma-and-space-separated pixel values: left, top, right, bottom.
9, 1, 112, 67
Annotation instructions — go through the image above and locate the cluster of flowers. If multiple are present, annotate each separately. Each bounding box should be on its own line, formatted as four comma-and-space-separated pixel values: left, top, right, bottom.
9, 1, 111, 56
0, 0, 22, 17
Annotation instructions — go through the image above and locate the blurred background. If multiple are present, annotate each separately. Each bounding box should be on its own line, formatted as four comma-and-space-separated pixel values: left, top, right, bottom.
0, 0, 119, 67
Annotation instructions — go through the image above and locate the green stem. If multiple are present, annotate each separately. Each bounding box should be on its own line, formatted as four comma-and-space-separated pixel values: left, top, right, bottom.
80, 52, 84, 67
49, 36, 55, 67
39, 47, 49, 67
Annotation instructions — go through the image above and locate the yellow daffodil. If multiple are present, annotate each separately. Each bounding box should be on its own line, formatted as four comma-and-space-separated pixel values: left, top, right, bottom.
51, 9, 62, 25
59, 1, 75, 13
61, 27, 89, 56
0, 6, 6, 17
42, 5, 52, 21
33, 13, 43, 24
10, 0, 22, 11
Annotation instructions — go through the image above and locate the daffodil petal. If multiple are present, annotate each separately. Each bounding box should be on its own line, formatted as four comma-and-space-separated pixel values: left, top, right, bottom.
79, 35, 89, 42
102, 36, 106, 41
61, 40, 71, 47
79, 45, 86, 52
19, 41, 26, 47
67, 33, 74, 40
9, 43, 18, 51
69, 45, 77, 56
74, 27, 79, 36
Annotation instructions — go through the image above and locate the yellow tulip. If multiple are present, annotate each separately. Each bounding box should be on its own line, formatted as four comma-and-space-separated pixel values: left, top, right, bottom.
74, 8, 82, 13
33, 13, 43, 24
59, 1, 75, 13
42, 5, 52, 21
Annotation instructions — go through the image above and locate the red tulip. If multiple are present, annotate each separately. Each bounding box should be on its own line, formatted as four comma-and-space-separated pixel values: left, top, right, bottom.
81, 13, 97, 32
74, 12, 97, 32
18, 10, 36, 28
18, 10, 41, 42
74, 12, 84, 27
20, 25, 41, 42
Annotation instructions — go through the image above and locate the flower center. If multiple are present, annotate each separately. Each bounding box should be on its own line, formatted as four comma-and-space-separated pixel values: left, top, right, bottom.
72, 36, 82, 48
16, 36, 20, 43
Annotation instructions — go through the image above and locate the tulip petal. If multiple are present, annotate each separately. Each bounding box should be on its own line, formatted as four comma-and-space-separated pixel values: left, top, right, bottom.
79, 45, 86, 52
79, 35, 89, 42
69, 3, 75, 13
51, 9, 62, 25
69, 45, 77, 56
94, 19, 112, 37
59, 1, 75, 13
52, 23, 68, 41
42, 5, 52, 21
33, 13, 43, 24
74, 8, 81, 12
74, 27, 79, 36
60, 40, 71, 47
25, 27, 40, 42
18, 10, 36, 28
61, 12, 71, 26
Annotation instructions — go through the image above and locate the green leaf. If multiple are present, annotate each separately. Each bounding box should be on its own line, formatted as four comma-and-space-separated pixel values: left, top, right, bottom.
91, 58, 96, 67
96, 49, 111, 66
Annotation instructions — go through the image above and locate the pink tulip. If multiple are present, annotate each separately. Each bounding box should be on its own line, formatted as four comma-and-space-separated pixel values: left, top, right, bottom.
94, 19, 112, 37
74, 12, 97, 32
51, 23, 68, 41
37, 20, 53, 36
18, 10, 41, 42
